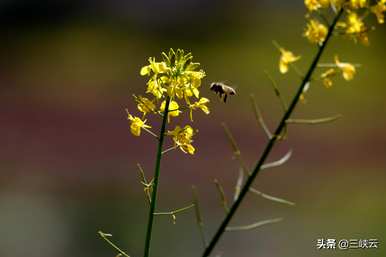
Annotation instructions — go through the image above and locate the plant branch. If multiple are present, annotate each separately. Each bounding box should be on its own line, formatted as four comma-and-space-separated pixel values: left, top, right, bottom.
162, 145, 178, 155
192, 186, 208, 248
249, 188, 295, 206
286, 114, 342, 124
214, 179, 229, 213
225, 218, 283, 232
221, 123, 249, 175
261, 150, 292, 170
137, 163, 152, 204
143, 96, 170, 257
154, 204, 195, 216
250, 95, 273, 139
201, 7, 344, 257
233, 168, 244, 202
98, 231, 131, 257
263, 70, 288, 112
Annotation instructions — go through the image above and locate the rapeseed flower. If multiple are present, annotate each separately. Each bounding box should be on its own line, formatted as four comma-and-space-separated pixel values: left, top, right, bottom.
134, 95, 156, 116
188, 98, 210, 121
371, 0, 386, 24
279, 48, 301, 74
320, 68, 337, 88
127, 49, 209, 155
305, 0, 330, 11
127, 113, 151, 136
335, 56, 356, 80
304, 19, 328, 44
160, 100, 181, 122
168, 125, 195, 154
349, 0, 368, 9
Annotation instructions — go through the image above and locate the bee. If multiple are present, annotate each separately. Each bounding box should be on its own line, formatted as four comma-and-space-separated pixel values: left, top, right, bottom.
210, 82, 236, 103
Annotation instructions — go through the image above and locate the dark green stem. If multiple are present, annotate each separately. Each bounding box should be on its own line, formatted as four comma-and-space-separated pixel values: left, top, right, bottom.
143, 96, 171, 257
201, 7, 345, 257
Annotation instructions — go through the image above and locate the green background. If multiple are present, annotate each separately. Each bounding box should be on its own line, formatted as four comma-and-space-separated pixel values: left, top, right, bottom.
0, 1, 385, 257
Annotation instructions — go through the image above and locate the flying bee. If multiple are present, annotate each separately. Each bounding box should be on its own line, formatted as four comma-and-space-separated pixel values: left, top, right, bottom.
210, 82, 236, 103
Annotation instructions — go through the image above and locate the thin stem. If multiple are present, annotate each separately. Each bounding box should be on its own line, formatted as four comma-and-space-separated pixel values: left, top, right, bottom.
142, 127, 159, 138
98, 231, 130, 257
287, 114, 342, 125
214, 179, 229, 213
154, 204, 195, 215
249, 188, 295, 206
192, 186, 208, 248
137, 163, 152, 204
221, 123, 249, 175
225, 218, 283, 232
318, 63, 361, 67
143, 96, 171, 257
263, 70, 288, 112
263, 70, 288, 139
233, 168, 244, 202
290, 63, 304, 78
162, 145, 178, 155
261, 150, 292, 170
250, 95, 273, 139
154, 203, 195, 225
201, 7, 344, 257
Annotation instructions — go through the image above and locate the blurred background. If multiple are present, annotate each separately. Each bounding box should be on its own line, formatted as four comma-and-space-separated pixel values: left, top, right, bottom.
1, 0, 385, 257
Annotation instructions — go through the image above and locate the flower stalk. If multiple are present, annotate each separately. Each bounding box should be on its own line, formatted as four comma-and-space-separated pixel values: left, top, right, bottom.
143, 96, 171, 257
201, 6, 345, 257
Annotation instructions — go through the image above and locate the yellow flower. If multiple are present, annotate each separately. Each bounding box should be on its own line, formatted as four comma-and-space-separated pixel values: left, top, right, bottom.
140, 58, 169, 76
188, 97, 210, 121
168, 125, 195, 154
349, 0, 367, 9
160, 100, 181, 121
346, 12, 366, 34
371, 0, 386, 24
134, 95, 156, 115
146, 79, 166, 99
320, 68, 337, 88
279, 48, 301, 74
335, 56, 356, 80
127, 113, 151, 136
304, 0, 330, 11
304, 19, 328, 45
338, 12, 369, 44
140, 66, 152, 76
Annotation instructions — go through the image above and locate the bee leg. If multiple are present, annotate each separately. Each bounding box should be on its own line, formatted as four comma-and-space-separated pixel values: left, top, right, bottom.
223, 94, 227, 103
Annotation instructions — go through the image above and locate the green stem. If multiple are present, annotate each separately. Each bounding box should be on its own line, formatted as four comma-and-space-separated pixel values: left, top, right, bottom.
201, 7, 345, 257
98, 231, 130, 257
143, 96, 171, 257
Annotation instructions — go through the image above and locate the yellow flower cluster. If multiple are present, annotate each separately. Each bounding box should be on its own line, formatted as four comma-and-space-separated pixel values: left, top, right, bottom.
127, 49, 210, 155
304, 0, 385, 45
371, 0, 386, 24
167, 125, 195, 154
320, 56, 356, 88
277, 0, 384, 93
304, 19, 328, 45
